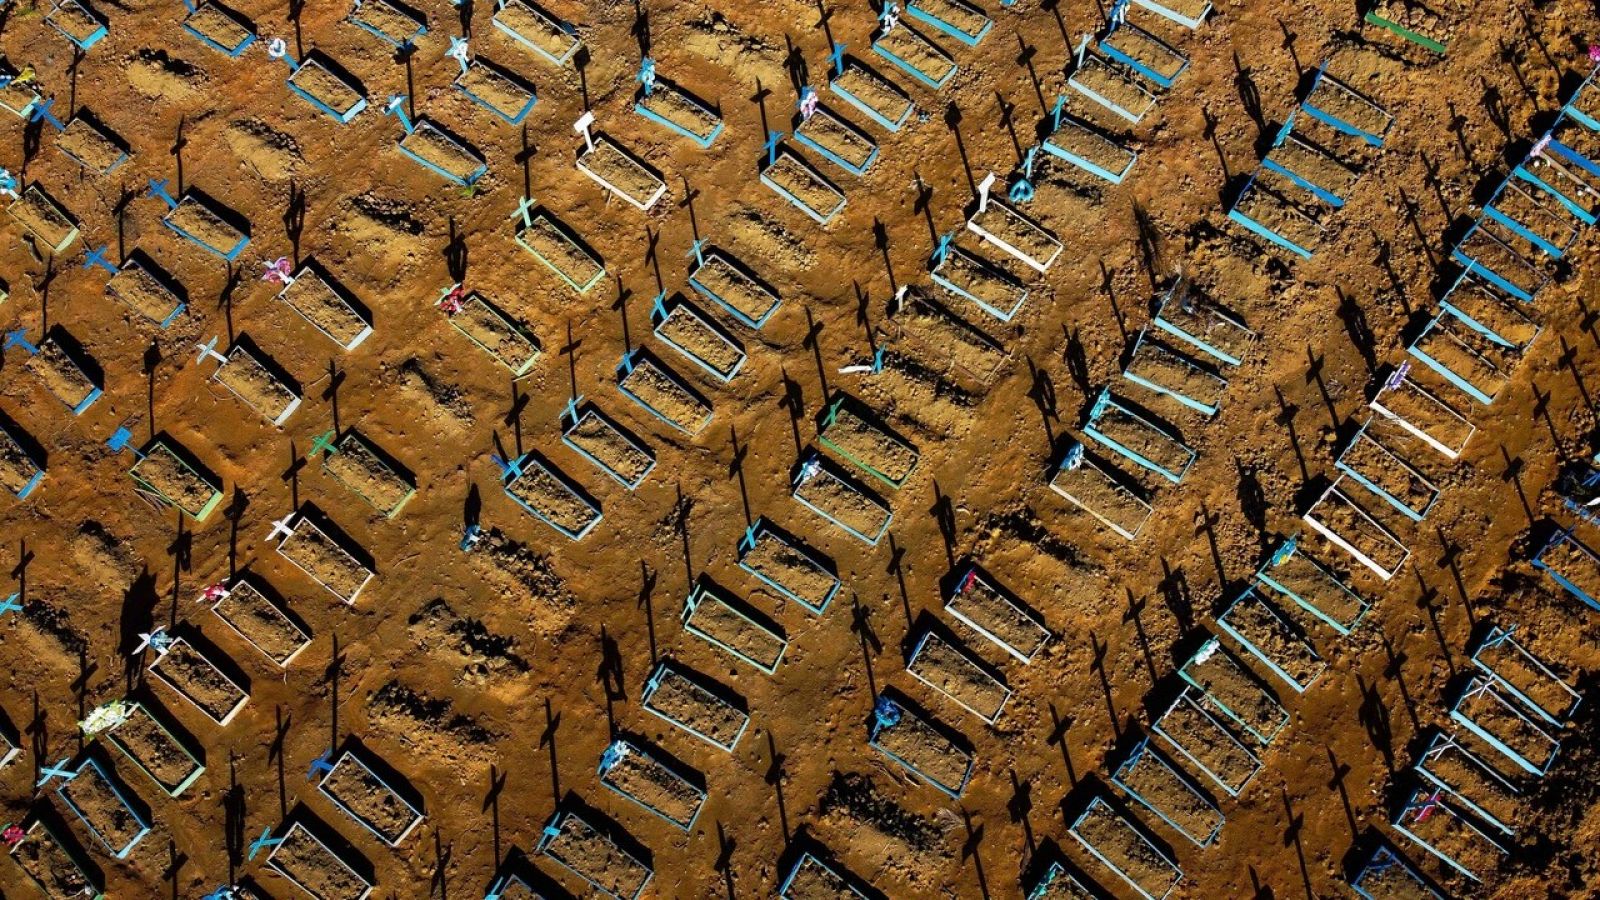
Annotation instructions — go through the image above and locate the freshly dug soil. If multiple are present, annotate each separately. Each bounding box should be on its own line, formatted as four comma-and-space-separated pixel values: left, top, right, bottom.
968, 200, 1061, 269
566, 408, 654, 485
935, 247, 1027, 317
58, 761, 145, 854
1258, 550, 1368, 630
1221, 593, 1325, 688
1420, 739, 1521, 830
644, 666, 747, 749
27, 339, 96, 409
350, 0, 423, 44
638, 81, 721, 142
656, 304, 744, 378
1155, 693, 1259, 794
452, 294, 539, 372
1353, 847, 1443, 899
151, 639, 248, 724
184, 3, 252, 49
794, 464, 890, 540
1443, 279, 1539, 348
1103, 24, 1186, 83
620, 357, 711, 435
796, 107, 877, 172
323, 435, 413, 515
542, 813, 652, 898
1267, 137, 1360, 200
400, 122, 486, 182
909, 0, 989, 37
269, 823, 372, 899
829, 62, 913, 125
1475, 638, 1574, 722
1308, 487, 1409, 574
10, 824, 95, 898
820, 405, 918, 485
1185, 642, 1285, 741
1047, 116, 1133, 175
212, 580, 309, 665
1072, 56, 1155, 120
1233, 182, 1324, 250
1156, 294, 1255, 363
873, 24, 956, 85
894, 293, 1007, 382
1457, 682, 1556, 768
47, 1, 102, 42
691, 253, 780, 325
1371, 376, 1474, 455
280, 271, 369, 347
1414, 316, 1511, 398
684, 589, 784, 670
1124, 337, 1227, 410
763, 151, 845, 221
1396, 789, 1504, 879
872, 702, 971, 791
1306, 75, 1391, 139
1455, 227, 1544, 297
493, 0, 577, 60
166, 197, 244, 255
1115, 748, 1222, 843
580, 138, 665, 206
517, 213, 603, 288
108, 703, 202, 793
946, 574, 1050, 661
907, 631, 1008, 721
1339, 432, 1437, 514
9, 186, 76, 248
782, 855, 858, 899
291, 61, 364, 115
1369, 0, 1449, 39
131, 442, 218, 516
740, 529, 837, 611
505, 462, 600, 535
56, 117, 125, 172
106, 262, 183, 325
1072, 800, 1180, 897
601, 742, 704, 829
1050, 455, 1151, 537
321, 754, 421, 844
216, 346, 298, 422
459, 61, 535, 119
0, 79, 38, 115
1089, 401, 1193, 477
278, 519, 372, 602
0, 425, 40, 494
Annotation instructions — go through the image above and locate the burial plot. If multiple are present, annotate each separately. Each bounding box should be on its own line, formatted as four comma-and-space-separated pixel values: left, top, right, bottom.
387, 102, 488, 187
1215, 587, 1327, 693
792, 453, 892, 545
1518, 130, 1600, 222
1042, 107, 1137, 184
1083, 390, 1195, 484
1069, 43, 1157, 124
1050, 441, 1153, 540
1303, 66, 1391, 146
689, 247, 781, 328
149, 638, 250, 726
0, 418, 45, 500
104, 702, 205, 797
348, 0, 426, 49
1391, 787, 1507, 883
905, 629, 1011, 724
273, 513, 375, 604
8, 184, 79, 253
1438, 270, 1541, 353
56, 116, 129, 174
779, 851, 870, 899
817, 397, 918, 489
1534, 528, 1600, 612
267, 821, 375, 900
1227, 173, 1326, 259
1415, 732, 1522, 837
563, 402, 655, 489
129, 438, 224, 522
1451, 221, 1547, 301
1483, 177, 1581, 259
1029, 861, 1095, 898
966, 193, 1062, 273
1254, 536, 1370, 635
1450, 677, 1559, 776
1369, 366, 1475, 460
889, 287, 1009, 385
56, 756, 151, 859
205, 340, 301, 425
635, 77, 723, 149
1150, 688, 1262, 796
319, 432, 416, 518
906, 0, 991, 46
681, 582, 787, 674
1262, 126, 1361, 208
1132, 0, 1210, 27
210, 578, 311, 667
105, 256, 186, 328
1111, 739, 1225, 847
761, 147, 847, 225
1364, 0, 1451, 54
1068, 795, 1183, 900
447, 292, 540, 377
828, 51, 914, 132
597, 739, 705, 831
1121, 331, 1228, 416
318, 749, 424, 846
945, 566, 1050, 663
617, 351, 713, 436
1335, 422, 1440, 522
1407, 312, 1522, 406
499, 454, 602, 540
1179, 638, 1288, 746
46, 0, 108, 50
287, 55, 368, 123
153, 185, 248, 261
737, 518, 840, 615
653, 296, 746, 383
868, 695, 974, 798
1151, 283, 1256, 367
456, 60, 538, 125
640, 661, 749, 752
0, 71, 41, 118
794, 103, 879, 176
1302, 479, 1410, 581
930, 241, 1029, 322
20, 331, 102, 415
9, 818, 102, 899
493, 0, 581, 66
183, 1, 257, 56
872, 20, 957, 89
1099, 17, 1187, 88
578, 136, 667, 211
513, 204, 605, 293
536, 809, 653, 900
1471, 626, 1580, 726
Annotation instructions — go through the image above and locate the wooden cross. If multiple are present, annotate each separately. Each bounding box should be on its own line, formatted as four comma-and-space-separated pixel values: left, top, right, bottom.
147, 178, 179, 210
194, 336, 228, 366
307, 430, 338, 458
82, 244, 117, 274
267, 513, 296, 542
762, 130, 785, 167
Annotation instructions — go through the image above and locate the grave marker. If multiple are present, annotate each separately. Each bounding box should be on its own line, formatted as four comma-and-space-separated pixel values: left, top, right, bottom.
385, 95, 489, 187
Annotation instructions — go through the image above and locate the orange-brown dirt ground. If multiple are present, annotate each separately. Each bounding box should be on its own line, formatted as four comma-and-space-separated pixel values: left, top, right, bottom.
3, 0, 1600, 896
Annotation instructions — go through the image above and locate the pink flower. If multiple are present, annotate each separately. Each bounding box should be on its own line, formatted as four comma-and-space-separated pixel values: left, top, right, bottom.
1589, 44, 1600, 62
2, 825, 23, 845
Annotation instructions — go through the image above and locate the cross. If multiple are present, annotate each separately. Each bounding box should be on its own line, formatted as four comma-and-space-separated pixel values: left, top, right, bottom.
28, 97, 64, 131
308, 430, 338, 458
618, 347, 637, 376
0, 592, 20, 616
873, 695, 901, 728
822, 396, 843, 429
932, 231, 955, 266
35, 758, 76, 788
202, 887, 238, 900
0, 168, 16, 200
977, 172, 997, 212
762, 130, 785, 168
0, 824, 22, 846
447, 36, 471, 75
649, 290, 668, 323
878, 2, 899, 32
511, 195, 538, 231
798, 85, 818, 120
1051, 94, 1067, 131
687, 237, 706, 267
247, 827, 283, 861
82, 244, 117, 274
490, 453, 524, 480
1061, 441, 1084, 470
1384, 361, 1411, 391
194, 336, 229, 367
262, 256, 295, 285
1531, 133, 1552, 160
740, 521, 759, 553
562, 393, 584, 427
828, 42, 847, 77
871, 345, 886, 373
638, 57, 657, 96
266, 37, 298, 69
133, 629, 173, 655
1089, 388, 1112, 422
3, 328, 37, 355
181, 0, 197, 11
385, 95, 415, 133
574, 111, 596, 153
437, 282, 466, 314
1110, 0, 1130, 23
459, 522, 483, 551
107, 425, 138, 455
267, 513, 296, 542
306, 750, 335, 780
1075, 33, 1091, 69
147, 178, 179, 211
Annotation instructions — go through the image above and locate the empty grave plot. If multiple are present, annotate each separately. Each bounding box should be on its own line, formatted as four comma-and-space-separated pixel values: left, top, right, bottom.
1255, 546, 1368, 634
164, 194, 247, 258
106, 702, 205, 796
1050, 448, 1152, 540
795, 105, 878, 174
829, 59, 913, 130
1453, 680, 1559, 774
1304, 482, 1409, 580
967, 199, 1062, 273
781, 852, 866, 899
579, 138, 667, 210
1474, 629, 1579, 724
642, 663, 748, 751
268, 822, 374, 900
57, 757, 150, 859
905, 631, 1010, 723
186, 3, 253, 52
1338, 427, 1438, 519
0, 421, 43, 497
8, 184, 78, 252
1217, 589, 1326, 692
690, 251, 781, 327
1152, 690, 1261, 796
57, 117, 127, 173
516, 212, 604, 292
1370, 374, 1474, 459
738, 522, 839, 614
279, 269, 370, 350
451, 292, 539, 375
682, 585, 786, 673
1072, 55, 1157, 123
1101, 21, 1186, 85
323, 433, 415, 517
493, 0, 580, 64
1086, 395, 1193, 483
762, 149, 846, 224
539, 811, 652, 899
1070, 797, 1182, 899
793, 458, 892, 544
599, 740, 705, 830
1123, 335, 1227, 415
946, 569, 1049, 663
1112, 743, 1223, 846
1154, 290, 1255, 366
150, 638, 249, 725
319, 751, 424, 846
655, 301, 745, 381
504, 458, 601, 539
873, 22, 956, 87
1354, 845, 1444, 900
27, 337, 99, 413
130, 440, 223, 521
1410, 313, 1517, 403
400, 122, 487, 184
1417, 735, 1521, 835
1306, 73, 1391, 143
350, 0, 424, 46
276, 517, 374, 603
619, 355, 713, 435
1453, 224, 1546, 300
290, 59, 366, 120
214, 344, 299, 425
870, 698, 973, 796
563, 406, 655, 488
636, 80, 722, 146
819, 402, 918, 488
107, 259, 185, 326
10, 820, 100, 899
1182, 640, 1287, 745
211, 579, 310, 666
1232, 179, 1324, 254
932, 246, 1028, 322
892, 291, 1008, 384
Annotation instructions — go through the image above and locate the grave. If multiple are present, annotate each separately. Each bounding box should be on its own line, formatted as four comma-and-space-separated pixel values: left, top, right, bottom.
1516, 132, 1600, 224
634, 65, 724, 149
200, 338, 302, 425
12, 329, 102, 415
1179, 638, 1288, 746
46, 0, 108, 51
1042, 103, 1137, 184
272, 511, 376, 604
511, 199, 606, 293
791, 452, 892, 545
1131, 0, 1210, 28
597, 739, 706, 832
1406, 311, 1521, 405
275, 265, 372, 350
905, 0, 992, 47
184, 1, 257, 56
905, 629, 1011, 724
1254, 536, 1370, 635
736, 517, 841, 615
1335, 420, 1440, 522
562, 400, 656, 490
1101, 13, 1187, 89
148, 181, 249, 261
446, 291, 540, 377
56, 115, 130, 175
536, 809, 653, 900
0, 418, 45, 500
688, 245, 782, 328
103, 702, 205, 797
148, 637, 250, 726
1391, 787, 1506, 883
209, 577, 311, 667
1449, 677, 1560, 776
266, 821, 375, 900
285, 53, 368, 123
0, 71, 41, 118
1215, 587, 1327, 693
868, 694, 974, 798
576, 121, 667, 211
7, 183, 79, 253
827, 45, 914, 132
1533, 527, 1600, 612
1302, 65, 1392, 146
1083, 390, 1195, 484
889, 286, 1010, 385
944, 565, 1050, 663
1069, 38, 1157, 124
493, 0, 581, 67
128, 437, 225, 522
386, 97, 489, 187
1028, 861, 1095, 898
1364, 0, 1450, 54
1302, 478, 1411, 581
761, 144, 847, 225
640, 661, 750, 752
9, 818, 102, 899
316, 431, 416, 518
1483, 177, 1581, 259
1121, 330, 1228, 416
1369, 365, 1475, 460
496, 452, 603, 540
817, 396, 919, 489
930, 238, 1029, 322
1227, 173, 1325, 259
317, 749, 425, 846
348, 0, 426, 49
1261, 120, 1361, 208
1450, 220, 1548, 302
1414, 731, 1522, 837
1050, 441, 1154, 540
872, 18, 957, 89
56, 756, 152, 859
617, 349, 714, 436
1110, 738, 1225, 847
652, 294, 746, 383
456, 59, 539, 126
1471, 625, 1580, 727
103, 253, 187, 328
1437, 270, 1541, 353
1068, 795, 1183, 900
794, 99, 879, 176
1151, 280, 1256, 366
681, 581, 787, 674
779, 852, 870, 899
1150, 688, 1262, 796
966, 177, 1063, 273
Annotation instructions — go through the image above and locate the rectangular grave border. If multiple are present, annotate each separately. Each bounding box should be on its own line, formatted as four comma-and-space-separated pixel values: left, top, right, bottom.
653, 296, 746, 383
791, 453, 892, 545
688, 249, 781, 328
105, 701, 206, 797
562, 404, 655, 490
185, 1, 257, 56
276, 267, 372, 350
1302, 478, 1411, 581
514, 209, 606, 293
944, 565, 1050, 663
455, 59, 538, 125
1066, 795, 1183, 900
215, 342, 302, 425
397, 118, 489, 187
287, 57, 368, 123
640, 661, 749, 752
318, 749, 425, 847
1149, 688, 1262, 797
828, 59, 913, 132
0, 419, 44, 499
266, 821, 376, 900
273, 513, 376, 604
617, 352, 714, 436
871, 22, 957, 90
1121, 329, 1227, 416
209, 577, 312, 667
1406, 313, 1512, 406
1083, 390, 1196, 484
1152, 281, 1256, 366
9, 184, 80, 254
736, 517, 840, 615
46, 0, 108, 50
162, 193, 249, 261
450, 292, 540, 377
1049, 442, 1153, 540
1370, 370, 1475, 459
966, 197, 1062, 273
1068, 51, 1157, 124
1350, 845, 1443, 900
492, 0, 581, 66
761, 147, 847, 225
596, 738, 706, 832
57, 756, 152, 859
681, 582, 787, 674
577, 136, 668, 211
867, 694, 974, 798
1471, 625, 1581, 726
129, 438, 224, 522
1335, 420, 1440, 521
500, 453, 602, 541
1109, 738, 1224, 847
1449, 677, 1560, 776
347, 0, 427, 49
11, 818, 103, 899
324, 431, 415, 518
110, 256, 186, 328
534, 809, 653, 900
930, 244, 1028, 322
792, 104, 879, 176
1532, 527, 1600, 612
905, 629, 1011, 724
633, 78, 724, 149
779, 851, 870, 899
1178, 637, 1289, 746
1214, 586, 1326, 693
1254, 536, 1369, 635
1414, 731, 1521, 837
905, 0, 991, 46
148, 637, 250, 726
1390, 787, 1507, 883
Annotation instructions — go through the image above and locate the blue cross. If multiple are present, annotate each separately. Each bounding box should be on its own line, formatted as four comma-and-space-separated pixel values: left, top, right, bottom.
871, 345, 886, 373
306, 750, 335, 781
0, 593, 20, 616
384, 95, 414, 133
1008, 176, 1034, 203
762, 130, 785, 168
1109, 0, 1130, 22
3, 328, 37, 355
107, 426, 135, 454
822, 396, 843, 429
82, 244, 117, 274
181, 0, 197, 12
146, 178, 178, 210
873, 695, 901, 728
1089, 388, 1111, 420
649, 291, 668, 323
201, 887, 236, 900
308, 430, 338, 458
931, 231, 955, 266
1051, 94, 1067, 131
739, 521, 759, 553
459, 523, 482, 551
29, 97, 64, 131
618, 348, 637, 376
0, 169, 16, 198
562, 393, 584, 427
828, 42, 847, 77
637, 57, 656, 96
542, 823, 562, 839
36, 758, 76, 787
1269, 536, 1298, 567
687, 238, 706, 267
511, 195, 538, 230
247, 827, 283, 861
490, 453, 524, 480
1061, 442, 1084, 470
195, 335, 226, 366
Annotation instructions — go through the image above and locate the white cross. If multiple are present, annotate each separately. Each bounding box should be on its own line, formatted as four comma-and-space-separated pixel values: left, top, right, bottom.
195, 336, 229, 366
977, 172, 997, 213
574, 111, 596, 153
267, 514, 296, 542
